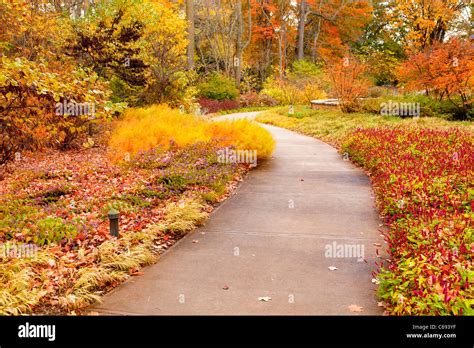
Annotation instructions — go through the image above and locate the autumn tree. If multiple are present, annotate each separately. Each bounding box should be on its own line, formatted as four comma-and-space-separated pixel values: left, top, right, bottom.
245, 0, 280, 84
352, 0, 405, 85
192, 0, 252, 92
65, 0, 188, 106
191, 0, 372, 90
66, 0, 148, 104
305, 0, 372, 62
195, 0, 238, 76
325, 54, 370, 112
388, 0, 469, 49
247, 0, 296, 81
141, 2, 189, 105
0, 2, 115, 164
399, 38, 474, 120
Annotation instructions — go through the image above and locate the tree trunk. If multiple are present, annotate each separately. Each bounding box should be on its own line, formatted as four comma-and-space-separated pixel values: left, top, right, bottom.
296, 0, 306, 60
186, 0, 195, 69
283, 24, 287, 74
235, 0, 243, 88
278, 30, 283, 79
312, 17, 322, 61
235, 0, 251, 89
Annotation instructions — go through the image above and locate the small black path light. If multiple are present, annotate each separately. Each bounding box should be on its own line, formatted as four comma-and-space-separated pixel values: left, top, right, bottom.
108, 208, 120, 237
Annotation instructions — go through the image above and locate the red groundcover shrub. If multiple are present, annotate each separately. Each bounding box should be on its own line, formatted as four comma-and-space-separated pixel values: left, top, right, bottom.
198, 97, 239, 114
343, 128, 473, 315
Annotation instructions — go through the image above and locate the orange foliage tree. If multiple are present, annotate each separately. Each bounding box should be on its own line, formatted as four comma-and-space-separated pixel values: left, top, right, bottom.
325, 54, 370, 113
310, 0, 372, 62
388, 0, 468, 49
0, 2, 116, 165
398, 38, 474, 120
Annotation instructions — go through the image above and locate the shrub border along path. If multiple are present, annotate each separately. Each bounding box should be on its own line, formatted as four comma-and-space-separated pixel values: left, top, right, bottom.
92, 112, 385, 315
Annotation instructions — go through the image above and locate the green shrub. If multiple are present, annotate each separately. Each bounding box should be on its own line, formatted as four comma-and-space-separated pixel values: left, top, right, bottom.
134, 188, 166, 199
35, 185, 74, 205
157, 174, 189, 193
359, 94, 466, 118
367, 86, 398, 98
0, 198, 82, 247
35, 217, 78, 246
260, 61, 326, 106
197, 73, 238, 101
359, 98, 382, 114
109, 76, 144, 106
288, 59, 324, 81
0, 199, 40, 241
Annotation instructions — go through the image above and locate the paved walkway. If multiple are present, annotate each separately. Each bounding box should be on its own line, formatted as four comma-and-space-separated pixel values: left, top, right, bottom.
94, 112, 384, 315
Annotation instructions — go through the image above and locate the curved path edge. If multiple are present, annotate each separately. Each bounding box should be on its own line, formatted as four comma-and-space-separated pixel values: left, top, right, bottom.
93, 111, 385, 315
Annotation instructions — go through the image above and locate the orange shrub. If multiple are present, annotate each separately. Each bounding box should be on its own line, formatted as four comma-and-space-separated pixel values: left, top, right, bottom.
209, 119, 275, 159
325, 55, 370, 112
108, 104, 275, 162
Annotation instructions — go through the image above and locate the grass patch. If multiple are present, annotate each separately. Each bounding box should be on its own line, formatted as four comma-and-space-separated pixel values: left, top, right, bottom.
158, 199, 208, 235
215, 105, 279, 115
256, 106, 473, 147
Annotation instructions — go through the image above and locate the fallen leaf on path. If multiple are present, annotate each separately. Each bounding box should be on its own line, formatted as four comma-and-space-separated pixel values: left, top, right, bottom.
328, 266, 338, 271
131, 271, 145, 276
192, 240, 199, 243
373, 243, 382, 247
258, 296, 272, 302
222, 285, 229, 290
348, 304, 363, 312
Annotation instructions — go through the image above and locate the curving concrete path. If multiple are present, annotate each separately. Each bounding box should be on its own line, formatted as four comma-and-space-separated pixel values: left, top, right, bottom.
93, 111, 385, 315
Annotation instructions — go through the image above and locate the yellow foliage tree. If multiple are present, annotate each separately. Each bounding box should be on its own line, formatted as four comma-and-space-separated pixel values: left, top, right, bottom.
389, 0, 467, 49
